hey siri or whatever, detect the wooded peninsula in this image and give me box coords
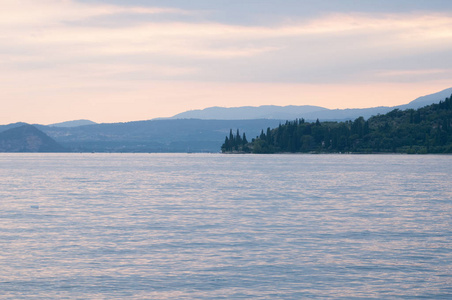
[222,95,452,154]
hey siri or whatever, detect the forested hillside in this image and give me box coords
[222,95,452,154]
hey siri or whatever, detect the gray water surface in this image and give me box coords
[0,154,451,299]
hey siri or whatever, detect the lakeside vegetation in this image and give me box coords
[222,95,452,154]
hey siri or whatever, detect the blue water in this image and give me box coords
[0,154,451,299]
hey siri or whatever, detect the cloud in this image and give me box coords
[377,69,450,77]
[0,0,190,26]
[2,1,451,81]
[374,69,452,83]
[1,0,452,124]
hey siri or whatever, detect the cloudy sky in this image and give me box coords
[1,0,452,124]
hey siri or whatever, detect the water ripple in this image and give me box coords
[0,153,451,299]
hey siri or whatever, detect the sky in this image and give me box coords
[1,0,452,124]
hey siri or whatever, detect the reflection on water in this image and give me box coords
[0,154,451,299]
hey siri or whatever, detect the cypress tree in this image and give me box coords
[266,127,271,144]
[236,129,242,144]
[222,136,229,152]
[242,133,248,144]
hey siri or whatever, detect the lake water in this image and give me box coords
[0,153,451,299]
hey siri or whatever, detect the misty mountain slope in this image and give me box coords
[300,106,394,121]
[171,87,452,121]
[0,122,28,133]
[0,124,67,152]
[171,105,328,120]
[48,119,97,127]
[38,119,284,152]
[396,87,452,110]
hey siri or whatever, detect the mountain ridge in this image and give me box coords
[48,119,97,127]
[0,124,67,152]
[0,88,450,153]
[171,105,328,120]
[171,87,452,121]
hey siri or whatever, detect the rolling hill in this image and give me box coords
[171,87,452,121]
[0,124,67,152]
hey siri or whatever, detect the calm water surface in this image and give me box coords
[0,154,451,299]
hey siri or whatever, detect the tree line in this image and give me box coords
[221,129,249,152]
[222,94,452,154]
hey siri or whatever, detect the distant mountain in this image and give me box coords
[171,105,328,120]
[0,124,67,152]
[396,87,452,110]
[37,119,283,153]
[1,88,450,153]
[0,122,28,133]
[300,106,394,121]
[48,119,97,127]
[171,87,452,121]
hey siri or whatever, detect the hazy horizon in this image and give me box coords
[0,85,438,126]
[1,0,452,124]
